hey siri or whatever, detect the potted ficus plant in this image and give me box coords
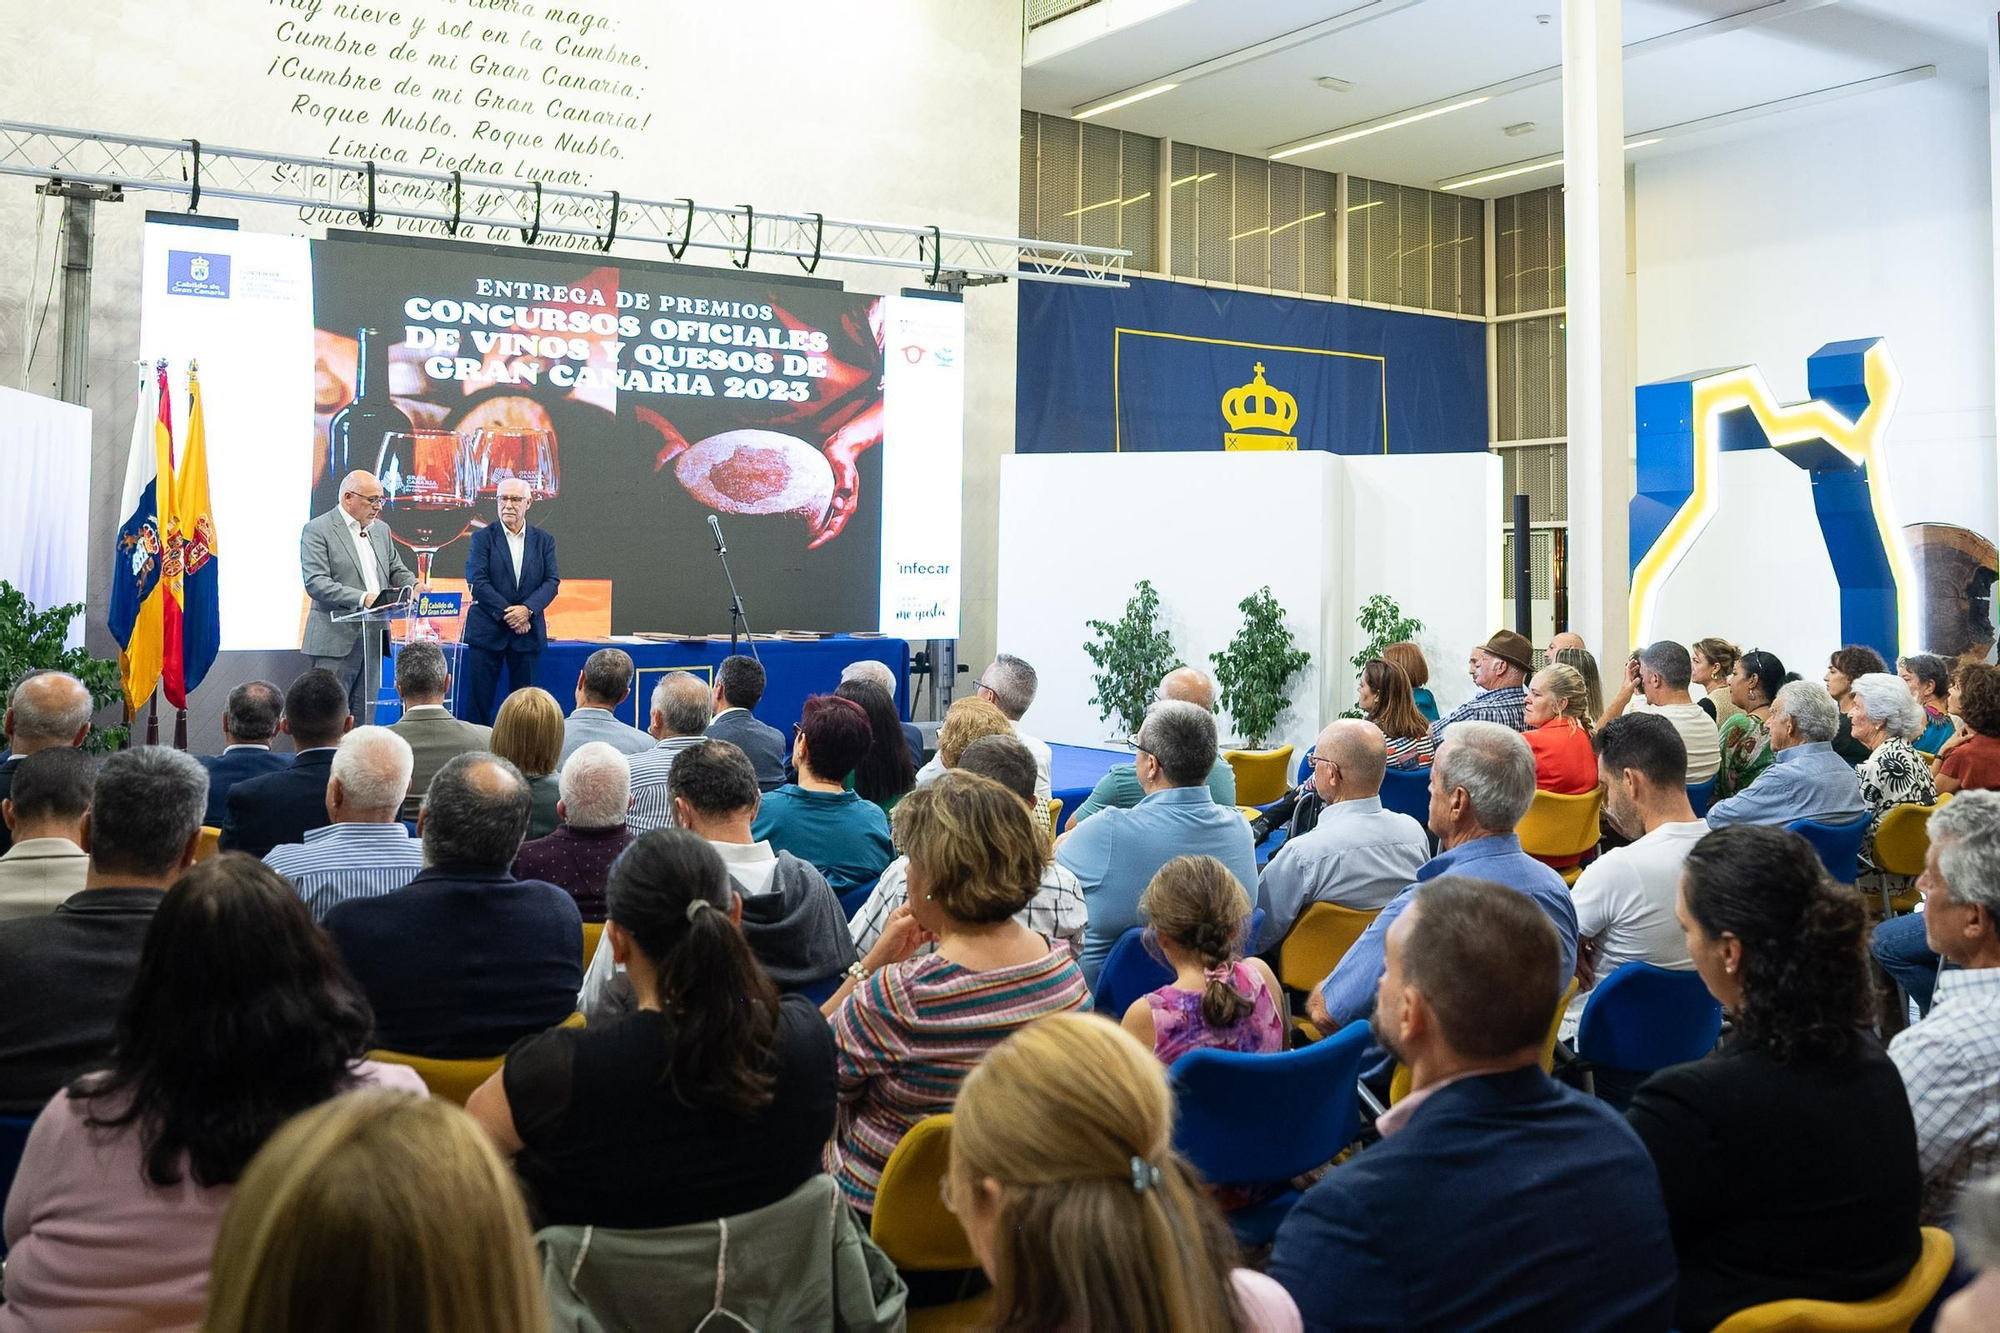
[0,582,125,751]
[1210,586,1312,751]
[1083,579,1183,741]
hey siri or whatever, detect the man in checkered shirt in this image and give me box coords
[1890,789,2000,1224]
[1429,631,1535,743]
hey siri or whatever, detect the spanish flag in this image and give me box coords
[108,366,166,711]
[165,367,219,707]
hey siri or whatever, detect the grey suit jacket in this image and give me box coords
[300,508,416,656]
[560,707,656,765]
[390,705,493,821]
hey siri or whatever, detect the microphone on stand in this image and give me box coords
[707,514,757,663]
[708,513,727,553]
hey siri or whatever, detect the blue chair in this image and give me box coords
[1295,747,1314,786]
[1170,1019,1373,1245]
[1091,926,1172,1018]
[1572,962,1722,1110]
[1686,775,1717,817]
[1786,814,1871,886]
[797,973,843,1006]
[838,877,879,920]
[1379,767,1430,825]
[0,1113,33,1259]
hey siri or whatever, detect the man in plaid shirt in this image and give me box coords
[1430,631,1536,743]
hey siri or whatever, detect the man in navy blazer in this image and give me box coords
[196,680,290,826]
[219,670,352,858]
[464,477,560,725]
[705,655,788,791]
[1269,876,1677,1332]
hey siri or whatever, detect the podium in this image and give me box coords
[334,590,468,724]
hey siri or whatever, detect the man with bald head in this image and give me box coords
[464,475,561,725]
[0,670,94,856]
[1255,719,1430,951]
[1548,631,1586,663]
[1064,667,1237,829]
[301,468,416,724]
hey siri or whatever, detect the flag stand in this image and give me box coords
[173,709,186,751]
[145,693,158,747]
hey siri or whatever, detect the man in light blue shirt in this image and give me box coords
[1065,667,1236,829]
[1308,720,1578,1053]
[1256,719,1429,952]
[1056,699,1258,986]
[1705,681,1866,829]
[560,648,656,765]
[265,726,424,922]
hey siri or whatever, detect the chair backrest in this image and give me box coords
[1710,1226,1954,1333]
[1296,748,1315,786]
[1172,1019,1372,1184]
[1276,902,1383,993]
[1389,978,1577,1104]
[1378,766,1432,824]
[1785,813,1872,887]
[581,920,605,971]
[1225,746,1296,807]
[1575,963,1722,1073]
[370,1013,585,1106]
[0,1114,32,1259]
[839,879,878,920]
[195,825,222,861]
[870,1113,977,1271]
[1044,797,1064,839]
[1686,775,1717,818]
[1872,797,1950,879]
[1517,786,1604,860]
[1091,926,1173,1017]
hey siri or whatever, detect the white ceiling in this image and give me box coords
[1022,0,1991,197]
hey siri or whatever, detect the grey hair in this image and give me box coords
[1847,672,1924,742]
[1434,720,1537,831]
[650,671,713,737]
[1774,680,1840,744]
[394,641,451,701]
[223,681,283,743]
[840,659,897,693]
[560,741,631,828]
[1638,640,1694,692]
[579,648,635,706]
[984,654,1039,720]
[1957,1172,2000,1269]
[8,670,93,746]
[87,746,208,877]
[1138,699,1219,787]
[1929,789,2000,916]
[420,752,531,869]
[331,725,413,814]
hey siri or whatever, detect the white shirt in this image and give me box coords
[342,511,383,598]
[578,838,778,1013]
[1564,818,1708,1035]
[502,521,526,583]
[913,718,1053,803]
[1630,699,1721,784]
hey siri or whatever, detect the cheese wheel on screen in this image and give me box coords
[675,429,835,525]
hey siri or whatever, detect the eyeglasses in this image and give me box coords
[344,491,385,508]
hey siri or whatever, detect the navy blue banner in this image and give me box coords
[1017,275,1488,455]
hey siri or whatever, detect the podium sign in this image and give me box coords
[412,591,463,618]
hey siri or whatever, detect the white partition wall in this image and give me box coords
[0,387,91,647]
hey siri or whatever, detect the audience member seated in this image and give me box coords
[1521,662,1598,794]
[850,733,1086,958]
[1691,637,1741,726]
[1706,681,1866,829]
[1899,652,1959,754]
[0,747,206,1116]
[195,680,288,826]
[1714,649,1792,799]
[1554,645,1605,726]
[0,670,93,857]
[822,773,1088,1214]
[0,748,93,920]
[1602,640,1722,784]
[752,694,894,895]
[927,696,1016,787]
[949,1013,1301,1332]
[513,741,633,924]
[916,654,1053,801]
[1271,877,1675,1330]
[581,739,852,1014]
[1058,700,1259,986]
[1254,719,1428,953]
[1067,668,1237,829]
[468,829,835,1229]
[1430,631,1533,741]
[201,1090,548,1333]
[1308,721,1579,1049]
[264,726,422,923]
[1379,640,1438,725]
[842,658,924,769]
[1939,1173,2000,1333]
[835,677,917,813]
[1939,663,2000,795]
[705,653,788,790]
[385,642,490,822]
[222,669,354,857]
[625,670,713,833]
[1124,855,1284,1066]
[1563,714,1703,1038]
[1888,791,2000,1224]
[491,686,564,839]
[559,647,653,763]
[1826,643,1891,766]
[1846,671,1938,873]
[1358,657,1434,770]
[1626,824,1922,1332]
[326,753,581,1058]
[1548,629,1586,659]
[0,856,423,1333]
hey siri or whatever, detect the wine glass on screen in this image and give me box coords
[375,429,477,592]
[469,426,560,525]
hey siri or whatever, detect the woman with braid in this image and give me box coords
[1120,855,1284,1064]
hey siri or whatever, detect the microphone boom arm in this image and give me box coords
[706,513,758,662]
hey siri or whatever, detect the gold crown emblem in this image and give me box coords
[1221,362,1299,451]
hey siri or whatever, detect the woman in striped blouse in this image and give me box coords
[820,771,1089,1215]
[1358,658,1434,770]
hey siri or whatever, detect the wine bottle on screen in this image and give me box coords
[317,326,413,516]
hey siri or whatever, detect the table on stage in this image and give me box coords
[1049,741,1131,817]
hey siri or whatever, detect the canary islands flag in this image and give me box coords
[109,367,166,710]
[165,369,219,707]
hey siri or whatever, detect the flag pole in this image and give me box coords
[173,708,187,751]
[145,690,159,746]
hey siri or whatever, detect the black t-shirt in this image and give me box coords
[503,992,836,1229]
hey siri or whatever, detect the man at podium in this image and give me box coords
[464,477,560,725]
[301,470,415,724]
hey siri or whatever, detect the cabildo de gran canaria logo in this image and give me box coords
[1220,362,1299,451]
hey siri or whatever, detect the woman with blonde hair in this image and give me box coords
[201,1090,546,1333]
[1521,662,1598,795]
[491,686,565,839]
[1382,641,1436,723]
[1553,646,1604,727]
[1691,638,1740,726]
[1357,658,1433,769]
[947,1013,1301,1332]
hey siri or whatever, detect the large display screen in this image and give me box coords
[137,220,964,649]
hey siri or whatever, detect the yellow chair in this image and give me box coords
[370,1012,586,1107]
[195,826,222,861]
[1225,746,1296,808]
[1277,903,1382,1045]
[870,1114,991,1332]
[1044,798,1063,839]
[581,920,605,970]
[1710,1226,1954,1333]
[1389,979,1578,1104]
[1517,787,1604,886]
[1870,795,1951,918]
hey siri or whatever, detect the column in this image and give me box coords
[1562,0,1630,657]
